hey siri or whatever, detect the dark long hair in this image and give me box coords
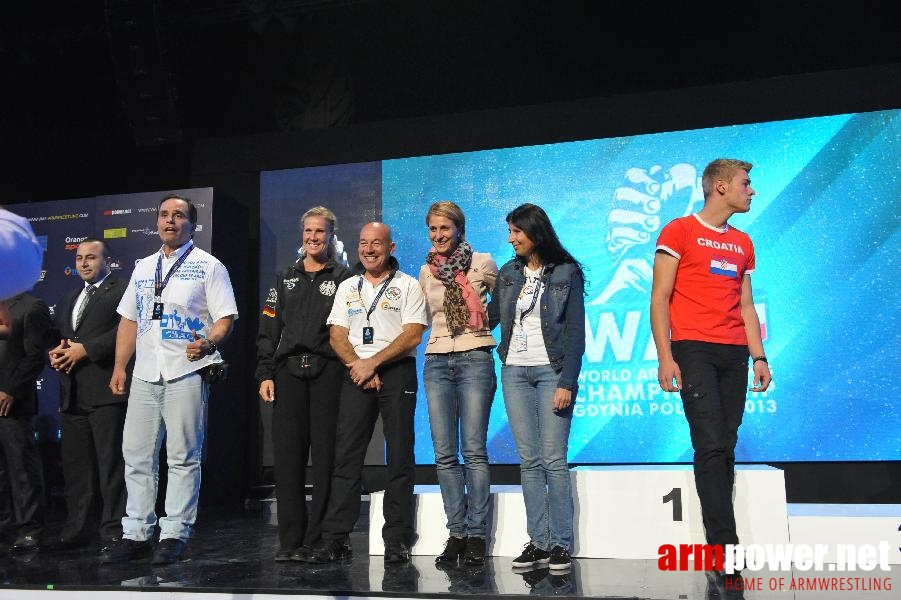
[506,203,586,280]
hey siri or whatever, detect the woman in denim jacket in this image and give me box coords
[487,203,585,571]
[419,201,498,567]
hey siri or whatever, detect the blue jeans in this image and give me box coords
[501,364,573,551]
[121,373,208,542]
[424,349,496,538]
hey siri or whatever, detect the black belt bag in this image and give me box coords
[285,353,327,380]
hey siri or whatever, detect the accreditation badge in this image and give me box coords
[512,326,527,352]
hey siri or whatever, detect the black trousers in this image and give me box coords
[672,340,749,548]
[272,358,343,549]
[0,417,44,541]
[59,403,127,541]
[320,357,417,546]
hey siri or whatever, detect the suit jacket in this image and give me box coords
[0,293,52,419]
[56,276,128,410]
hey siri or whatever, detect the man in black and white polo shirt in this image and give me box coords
[305,221,427,565]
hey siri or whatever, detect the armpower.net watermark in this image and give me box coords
[659,542,894,592]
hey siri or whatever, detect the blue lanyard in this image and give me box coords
[357,272,395,324]
[155,244,194,299]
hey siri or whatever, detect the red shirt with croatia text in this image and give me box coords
[655,214,755,345]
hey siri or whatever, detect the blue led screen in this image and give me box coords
[260,109,901,463]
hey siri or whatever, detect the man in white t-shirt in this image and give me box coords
[102,194,238,565]
[303,222,427,565]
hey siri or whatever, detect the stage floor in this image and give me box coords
[0,503,895,599]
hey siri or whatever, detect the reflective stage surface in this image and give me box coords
[0,504,894,599]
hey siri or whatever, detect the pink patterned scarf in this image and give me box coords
[426,241,486,333]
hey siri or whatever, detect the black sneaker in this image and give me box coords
[289,545,314,562]
[435,535,467,564]
[548,545,571,570]
[511,542,550,568]
[706,569,746,598]
[151,538,187,564]
[384,541,411,564]
[99,538,152,564]
[463,536,485,566]
[305,537,352,563]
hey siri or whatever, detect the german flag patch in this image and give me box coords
[262,306,276,318]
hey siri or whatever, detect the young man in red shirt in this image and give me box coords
[651,158,772,584]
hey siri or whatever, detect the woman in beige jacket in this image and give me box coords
[419,201,498,568]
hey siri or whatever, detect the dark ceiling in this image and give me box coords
[2,0,899,202]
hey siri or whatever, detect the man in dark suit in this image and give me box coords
[48,239,128,550]
[0,292,51,552]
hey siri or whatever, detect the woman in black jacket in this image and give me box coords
[256,206,352,562]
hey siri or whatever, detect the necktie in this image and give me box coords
[75,285,96,329]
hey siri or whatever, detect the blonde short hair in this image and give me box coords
[425,200,466,240]
[301,205,338,258]
[702,158,753,199]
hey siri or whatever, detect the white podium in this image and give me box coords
[787,503,901,565]
[572,464,789,559]
[369,464,790,558]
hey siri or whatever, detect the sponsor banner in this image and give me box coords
[104,227,127,239]
[7,188,215,443]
